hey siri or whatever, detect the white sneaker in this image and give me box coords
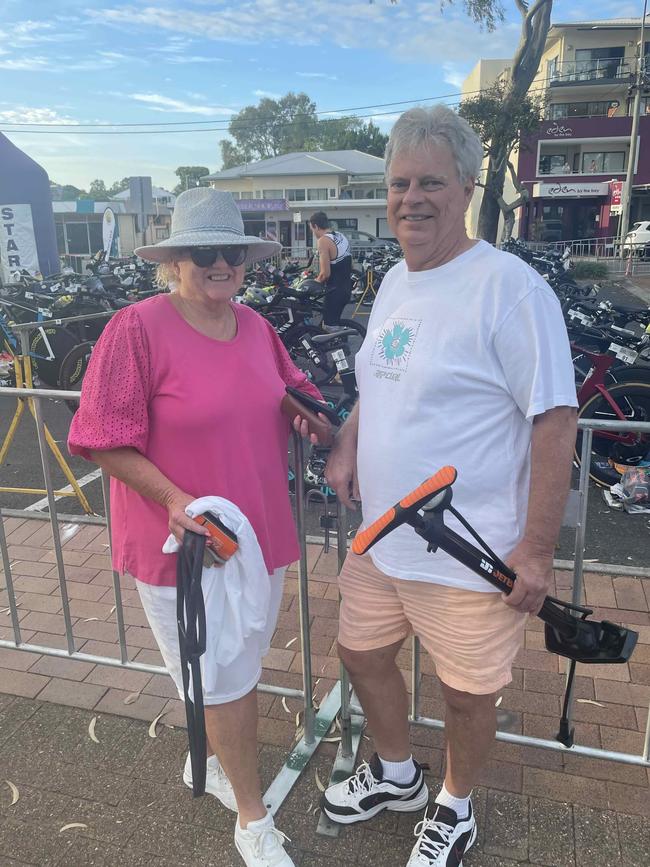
[407,803,477,866]
[183,752,237,812]
[234,813,295,866]
[322,752,429,824]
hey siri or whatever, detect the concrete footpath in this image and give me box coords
[0,515,649,866]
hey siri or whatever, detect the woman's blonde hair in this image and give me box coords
[155,260,180,290]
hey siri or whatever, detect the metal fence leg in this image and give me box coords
[561,428,594,742]
[317,497,364,837]
[262,433,344,814]
[0,512,22,643]
[100,471,129,664]
[32,395,76,655]
[293,432,315,744]
[410,635,422,723]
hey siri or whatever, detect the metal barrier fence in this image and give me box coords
[1,390,649,822]
[524,236,650,275]
[0,384,344,813]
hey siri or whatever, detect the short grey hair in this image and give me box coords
[385,105,484,184]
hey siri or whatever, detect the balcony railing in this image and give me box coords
[550,59,632,85]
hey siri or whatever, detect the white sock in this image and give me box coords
[435,783,471,819]
[379,754,417,784]
[241,812,273,832]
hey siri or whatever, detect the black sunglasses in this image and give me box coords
[188,246,248,268]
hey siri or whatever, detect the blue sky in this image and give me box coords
[0,0,638,191]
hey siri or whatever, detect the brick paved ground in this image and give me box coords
[1,515,649,866]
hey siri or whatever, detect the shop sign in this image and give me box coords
[533,181,610,199]
[545,121,574,138]
[0,204,39,282]
[609,180,623,215]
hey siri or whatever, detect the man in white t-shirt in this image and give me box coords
[321,106,577,866]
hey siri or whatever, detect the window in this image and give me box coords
[581,152,625,173]
[575,46,625,79]
[55,222,65,255]
[88,222,103,254]
[66,222,90,255]
[307,188,327,200]
[155,228,168,240]
[374,187,388,199]
[229,191,240,199]
[240,191,253,200]
[353,189,369,199]
[546,56,558,82]
[539,154,568,175]
[262,189,283,198]
[329,189,336,198]
[286,188,306,201]
[550,101,611,119]
[331,218,358,230]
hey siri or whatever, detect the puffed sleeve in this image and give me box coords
[262,318,323,400]
[68,304,152,461]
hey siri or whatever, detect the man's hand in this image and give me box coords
[502,540,554,615]
[325,440,360,509]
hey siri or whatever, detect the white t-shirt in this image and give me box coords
[355,240,578,592]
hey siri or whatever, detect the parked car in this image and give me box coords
[343,229,400,257]
[623,221,650,257]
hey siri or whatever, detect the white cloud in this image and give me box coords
[0,106,78,125]
[128,92,235,115]
[167,55,228,64]
[442,63,467,91]
[253,89,281,99]
[297,72,338,81]
[0,56,50,71]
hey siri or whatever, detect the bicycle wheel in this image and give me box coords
[58,341,94,414]
[576,381,650,485]
[29,325,79,387]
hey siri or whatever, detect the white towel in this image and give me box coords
[162,496,271,670]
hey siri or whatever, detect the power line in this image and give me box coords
[0,66,625,136]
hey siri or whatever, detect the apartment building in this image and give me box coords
[203,150,391,253]
[464,18,649,242]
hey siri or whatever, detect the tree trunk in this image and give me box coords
[477,152,508,243]
[475,0,553,242]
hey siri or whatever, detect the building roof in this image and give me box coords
[52,201,127,214]
[550,18,643,30]
[204,150,385,180]
[112,185,175,201]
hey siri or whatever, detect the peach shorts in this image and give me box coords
[337,553,527,695]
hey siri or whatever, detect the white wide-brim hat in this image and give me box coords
[134,187,281,265]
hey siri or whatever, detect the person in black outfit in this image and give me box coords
[309,211,352,329]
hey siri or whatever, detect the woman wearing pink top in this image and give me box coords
[68,188,322,867]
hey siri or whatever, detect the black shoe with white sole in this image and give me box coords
[407,803,477,866]
[321,753,429,825]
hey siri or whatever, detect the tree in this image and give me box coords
[173,166,210,194]
[459,80,546,240]
[87,179,108,200]
[317,119,388,157]
[108,177,131,196]
[468,0,553,242]
[218,92,389,168]
[50,182,86,201]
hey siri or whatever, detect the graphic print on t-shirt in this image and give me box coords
[370,317,421,380]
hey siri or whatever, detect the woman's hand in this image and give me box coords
[292,412,331,445]
[165,490,209,545]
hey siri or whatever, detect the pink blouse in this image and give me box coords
[68,294,321,586]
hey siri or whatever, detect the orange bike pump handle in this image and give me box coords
[352,466,457,555]
[192,513,239,562]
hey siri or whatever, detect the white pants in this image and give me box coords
[136,567,287,705]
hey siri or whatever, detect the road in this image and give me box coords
[1,285,648,571]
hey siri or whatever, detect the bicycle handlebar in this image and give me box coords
[351,466,457,555]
